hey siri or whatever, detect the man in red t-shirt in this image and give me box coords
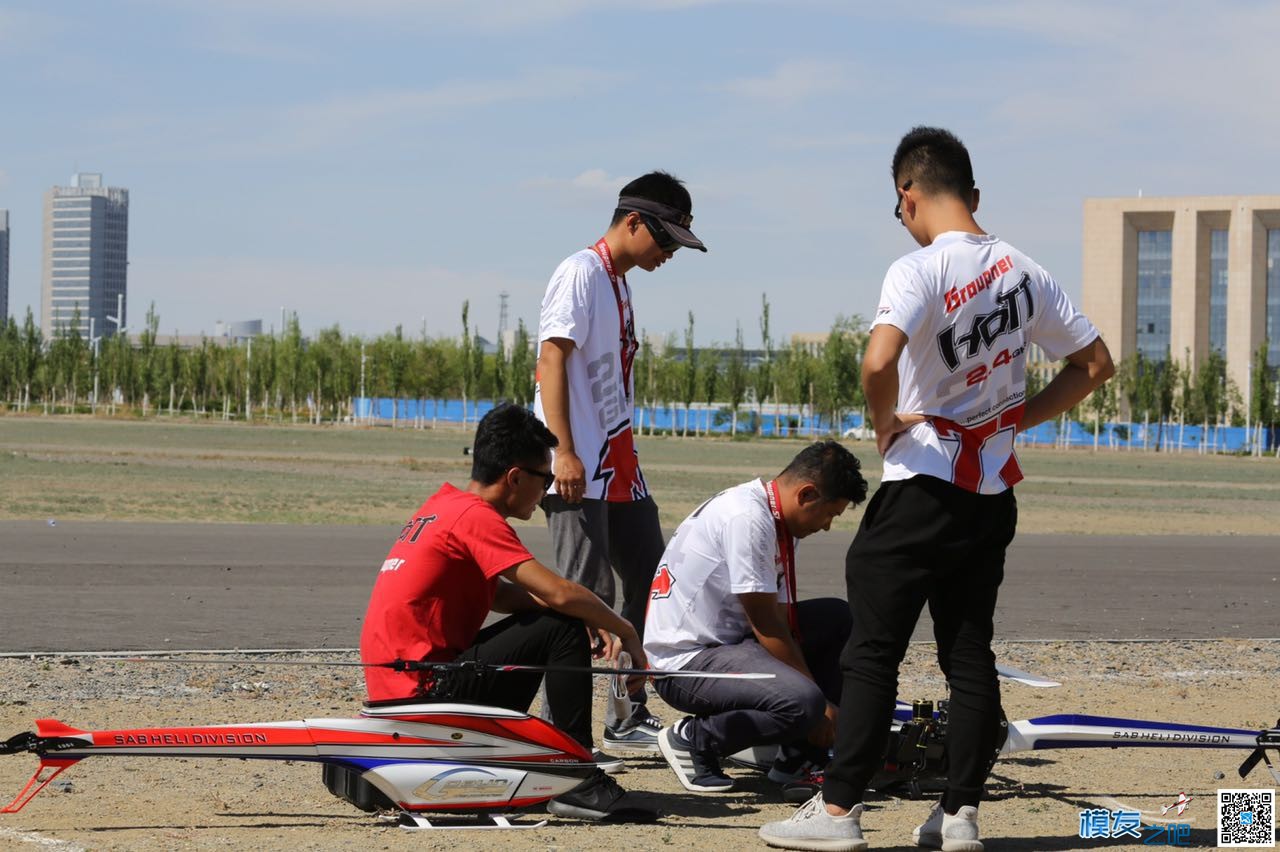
[359,403,655,823]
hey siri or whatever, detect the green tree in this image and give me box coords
[815,316,863,435]
[1153,348,1178,451]
[725,323,748,437]
[700,352,721,434]
[680,312,697,436]
[459,301,475,428]
[276,313,305,422]
[508,320,535,406]
[0,316,19,405]
[1251,341,1276,437]
[755,293,773,436]
[17,309,42,410]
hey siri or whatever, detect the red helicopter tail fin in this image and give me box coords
[35,719,87,737]
[1,757,80,813]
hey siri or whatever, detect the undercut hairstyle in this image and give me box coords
[470,403,558,485]
[891,126,975,201]
[779,440,868,506]
[610,170,693,226]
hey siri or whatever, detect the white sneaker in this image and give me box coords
[758,793,867,852]
[913,803,982,851]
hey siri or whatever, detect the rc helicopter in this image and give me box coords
[2,657,1277,831]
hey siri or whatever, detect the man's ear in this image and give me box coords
[503,467,521,490]
[797,483,823,507]
[970,187,980,214]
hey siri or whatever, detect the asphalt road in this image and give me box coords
[0,520,1275,653]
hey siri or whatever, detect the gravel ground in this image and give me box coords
[0,641,1276,851]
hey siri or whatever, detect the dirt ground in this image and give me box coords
[1,641,1275,851]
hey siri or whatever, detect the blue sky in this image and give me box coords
[0,1,1273,345]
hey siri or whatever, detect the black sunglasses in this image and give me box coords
[893,179,913,223]
[641,214,682,254]
[517,466,556,492]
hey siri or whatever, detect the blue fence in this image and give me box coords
[352,398,865,437]
[353,398,1277,452]
[1016,420,1277,452]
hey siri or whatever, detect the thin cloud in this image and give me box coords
[711,59,859,102]
[768,130,886,151]
[0,8,59,49]
[522,168,630,200]
[91,67,616,161]
[161,0,744,32]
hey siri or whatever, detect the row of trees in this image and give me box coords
[1067,345,1278,451]
[2,299,1276,445]
[0,297,870,433]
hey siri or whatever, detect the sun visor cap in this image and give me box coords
[617,196,707,252]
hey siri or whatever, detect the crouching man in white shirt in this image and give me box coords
[644,441,868,793]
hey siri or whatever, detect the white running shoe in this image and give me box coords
[758,793,867,852]
[913,802,983,851]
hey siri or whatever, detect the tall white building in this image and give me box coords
[41,173,129,338]
[0,210,9,326]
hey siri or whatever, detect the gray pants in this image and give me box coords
[653,597,850,757]
[540,494,666,730]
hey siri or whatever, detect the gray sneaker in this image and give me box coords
[758,793,867,852]
[913,803,982,852]
[602,714,661,752]
[591,748,625,775]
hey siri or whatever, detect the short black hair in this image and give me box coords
[470,403,558,485]
[891,126,975,201]
[610,171,693,226]
[779,441,868,506]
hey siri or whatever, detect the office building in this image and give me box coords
[1083,195,1280,402]
[41,173,129,338]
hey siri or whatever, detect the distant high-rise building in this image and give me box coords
[41,172,129,338]
[0,210,9,327]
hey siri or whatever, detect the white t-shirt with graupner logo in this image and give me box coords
[643,479,794,671]
[534,248,648,503]
[872,231,1098,495]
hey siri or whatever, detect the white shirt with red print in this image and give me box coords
[873,231,1098,495]
[534,247,648,502]
[644,479,793,671]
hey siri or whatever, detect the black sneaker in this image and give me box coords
[546,769,659,823]
[781,766,825,805]
[657,719,735,793]
[767,744,828,784]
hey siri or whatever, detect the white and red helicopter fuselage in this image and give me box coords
[3,701,595,819]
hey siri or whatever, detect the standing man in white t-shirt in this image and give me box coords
[761,128,1114,852]
[645,441,867,795]
[534,171,707,760]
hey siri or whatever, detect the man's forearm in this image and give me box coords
[1021,339,1115,431]
[755,630,815,680]
[546,582,637,641]
[863,363,900,432]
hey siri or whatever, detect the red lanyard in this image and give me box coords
[765,479,800,639]
[591,239,638,403]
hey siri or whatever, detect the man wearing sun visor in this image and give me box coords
[533,171,706,767]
